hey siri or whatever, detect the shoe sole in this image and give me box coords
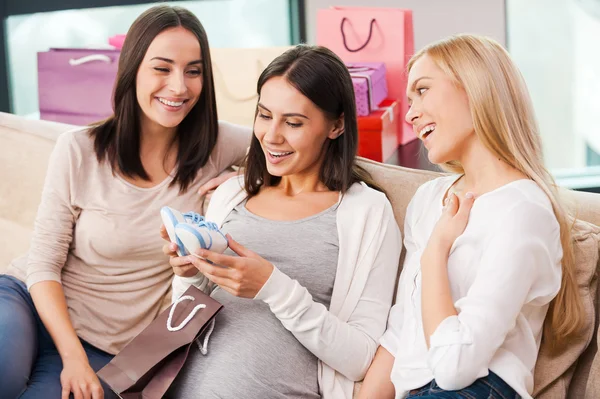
[160,206,189,256]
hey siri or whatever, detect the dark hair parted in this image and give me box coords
[244,44,383,196]
[89,5,218,193]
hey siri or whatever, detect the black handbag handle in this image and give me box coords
[340,17,376,53]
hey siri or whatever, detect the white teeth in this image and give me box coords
[419,124,436,138]
[158,98,185,107]
[269,151,293,158]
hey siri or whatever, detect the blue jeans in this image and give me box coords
[0,275,116,399]
[407,371,520,399]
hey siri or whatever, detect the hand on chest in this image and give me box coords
[413,209,488,297]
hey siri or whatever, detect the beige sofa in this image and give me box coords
[1,111,599,398]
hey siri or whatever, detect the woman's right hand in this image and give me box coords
[160,225,198,277]
[426,192,475,255]
[60,358,103,399]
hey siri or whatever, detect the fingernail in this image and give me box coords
[170,244,177,251]
[465,192,474,199]
[444,198,449,205]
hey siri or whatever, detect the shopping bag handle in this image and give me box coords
[68,54,113,66]
[167,295,207,332]
[341,18,376,53]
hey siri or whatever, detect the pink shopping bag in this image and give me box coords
[37,48,120,126]
[109,34,127,49]
[317,7,415,144]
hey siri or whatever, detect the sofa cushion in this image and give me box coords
[0,218,33,274]
[533,219,600,398]
[357,157,441,274]
[583,228,600,398]
[0,113,74,270]
[0,127,57,225]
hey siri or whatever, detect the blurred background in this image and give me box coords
[1,0,599,192]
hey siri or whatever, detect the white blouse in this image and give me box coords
[380,175,562,399]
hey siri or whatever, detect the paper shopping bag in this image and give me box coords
[97,285,222,399]
[317,7,415,144]
[37,48,120,125]
[210,47,293,128]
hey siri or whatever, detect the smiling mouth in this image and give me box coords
[419,124,436,140]
[268,150,294,158]
[157,97,188,107]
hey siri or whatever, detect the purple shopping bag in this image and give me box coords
[37,48,120,126]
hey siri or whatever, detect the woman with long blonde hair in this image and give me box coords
[358,34,584,399]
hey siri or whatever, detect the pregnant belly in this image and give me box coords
[168,288,320,399]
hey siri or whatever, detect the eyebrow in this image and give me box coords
[257,103,309,119]
[409,76,433,92]
[150,57,203,66]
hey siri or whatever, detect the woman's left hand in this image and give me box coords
[427,192,476,254]
[186,234,274,298]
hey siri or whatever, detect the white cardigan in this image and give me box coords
[172,176,402,399]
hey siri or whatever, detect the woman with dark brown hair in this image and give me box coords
[0,5,250,398]
[163,45,402,399]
